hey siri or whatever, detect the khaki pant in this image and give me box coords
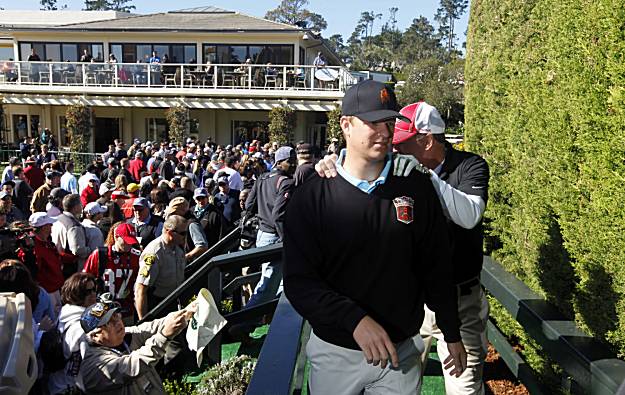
[420,282,489,395]
[306,331,424,395]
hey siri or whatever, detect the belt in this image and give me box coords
[457,277,480,296]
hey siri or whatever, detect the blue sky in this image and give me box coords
[3,0,470,46]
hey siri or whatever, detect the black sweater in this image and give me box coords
[284,170,461,350]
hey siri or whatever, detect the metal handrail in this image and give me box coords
[1,60,353,92]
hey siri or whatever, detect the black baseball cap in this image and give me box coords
[341,80,409,123]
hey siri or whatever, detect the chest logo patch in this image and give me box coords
[393,196,414,224]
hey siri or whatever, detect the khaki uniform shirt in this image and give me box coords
[135,236,185,298]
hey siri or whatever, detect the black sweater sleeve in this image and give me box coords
[283,185,368,336]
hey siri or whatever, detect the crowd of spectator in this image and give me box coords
[0,133,318,394]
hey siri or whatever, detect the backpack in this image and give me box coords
[96,246,109,294]
[39,327,67,372]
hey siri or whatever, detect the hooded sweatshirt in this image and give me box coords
[48,304,88,395]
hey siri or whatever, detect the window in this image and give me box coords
[0,45,14,61]
[45,44,61,61]
[203,44,294,65]
[231,120,269,145]
[137,45,152,63]
[19,42,104,62]
[109,43,197,64]
[299,47,305,66]
[145,118,169,143]
[62,44,78,62]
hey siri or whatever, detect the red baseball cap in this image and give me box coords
[393,102,446,145]
[114,223,139,245]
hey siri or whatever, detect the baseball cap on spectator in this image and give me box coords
[164,196,188,216]
[393,101,446,145]
[46,170,62,179]
[217,175,229,185]
[80,300,122,334]
[115,223,139,245]
[341,80,408,123]
[186,137,193,144]
[146,140,153,146]
[127,183,140,193]
[0,191,11,200]
[99,184,113,195]
[132,197,150,209]
[84,202,107,216]
[275,146,294,163]
[133,138,141,145]
[253,152,263,159]
[134,152,142,158]
[111,190,128,199]
[87,174,99,183]
[49,187,70,200]
[188,143,196,148]
[194,188,208,199]
[1,180,15,188]
[29,212,57,227]
[107,157,116,165]
[296,143,312,154]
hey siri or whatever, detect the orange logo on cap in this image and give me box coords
[380,88,390,104]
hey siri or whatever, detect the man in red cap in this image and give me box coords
[285,81,466,394]
[316,101,490,394]
[83,222,141,323]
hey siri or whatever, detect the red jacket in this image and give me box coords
[24,165,45,191]
[80,185,99,207]
[128,159,145,183]
[31,236,73,293]
[121,196,137,219]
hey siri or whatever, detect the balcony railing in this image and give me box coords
[0,61,356,93]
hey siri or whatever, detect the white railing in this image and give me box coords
[0,60,356,92]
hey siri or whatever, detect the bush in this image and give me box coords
[65,103,93,169]
[268,105,296,146]
[326,106,343,149]
[195,355,256,395]
[465,0,625,362]
[165,104,188,148]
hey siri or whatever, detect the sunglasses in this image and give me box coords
[171,229,188,236]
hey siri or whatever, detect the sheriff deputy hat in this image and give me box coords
[341,80,409,123]
[393,101,446,145]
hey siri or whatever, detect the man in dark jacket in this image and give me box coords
[244,146,296,308]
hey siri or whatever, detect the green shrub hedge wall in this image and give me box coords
[465,0,625,357]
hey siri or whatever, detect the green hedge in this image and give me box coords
[465,0,625,362]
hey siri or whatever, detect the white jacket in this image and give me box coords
[48,304,88,395]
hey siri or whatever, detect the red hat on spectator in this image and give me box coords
[114,223,139,245]
[393,101,446,145]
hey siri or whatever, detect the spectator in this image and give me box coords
[243,146,296,308]
[78,164,99,194]
[46,187,70,217]
[12,166,33,215]
[313,51,326,68]
[2,157,19,182]
[61,162,78,194]
[134,214,187,319]
[214,173,241,230]
[127,197,163,249]
[19,137,32,160]
[149,188,169,218]
[193,188,223,247]
[113,140,128,161]
[47,273,97,395]
[29,213,72,314]
[212,155,243,191]
[80,49,92,62]
[80,175,100,207]
[293,143,317,186]
[100,158,118,185]
[77,299,196,394]
[119,158,135,183]
[83,223,140,323]
[37,144,56,167]
[169,176,194,202]
[82,202,107,250]
[128,151,145,182]
[121,183,140,219]
[52,194,91,276]
[114,174,129,193]
[163,197,208,262]
[24,156,45,191]
[31,170,61,213]
[0,189,26,223]
[158,150,175,180]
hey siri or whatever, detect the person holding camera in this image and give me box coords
[77,297,197,394]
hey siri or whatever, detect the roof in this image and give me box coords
[0,10,132,29]
[38,7,303,33]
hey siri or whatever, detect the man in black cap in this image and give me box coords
[293,143,317,186]
[283,80,466,394]
[31,169,61,213]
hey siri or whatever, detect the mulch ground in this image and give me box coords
[484,344,530,395]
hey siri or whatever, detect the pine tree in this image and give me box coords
[109,0,135,12]
[40,0,58,10]
[83,0,111,11]
[265,0,327,32]
[434,0,468,52]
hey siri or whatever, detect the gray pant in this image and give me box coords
[420,282,489,395]
[306,331,424,395]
